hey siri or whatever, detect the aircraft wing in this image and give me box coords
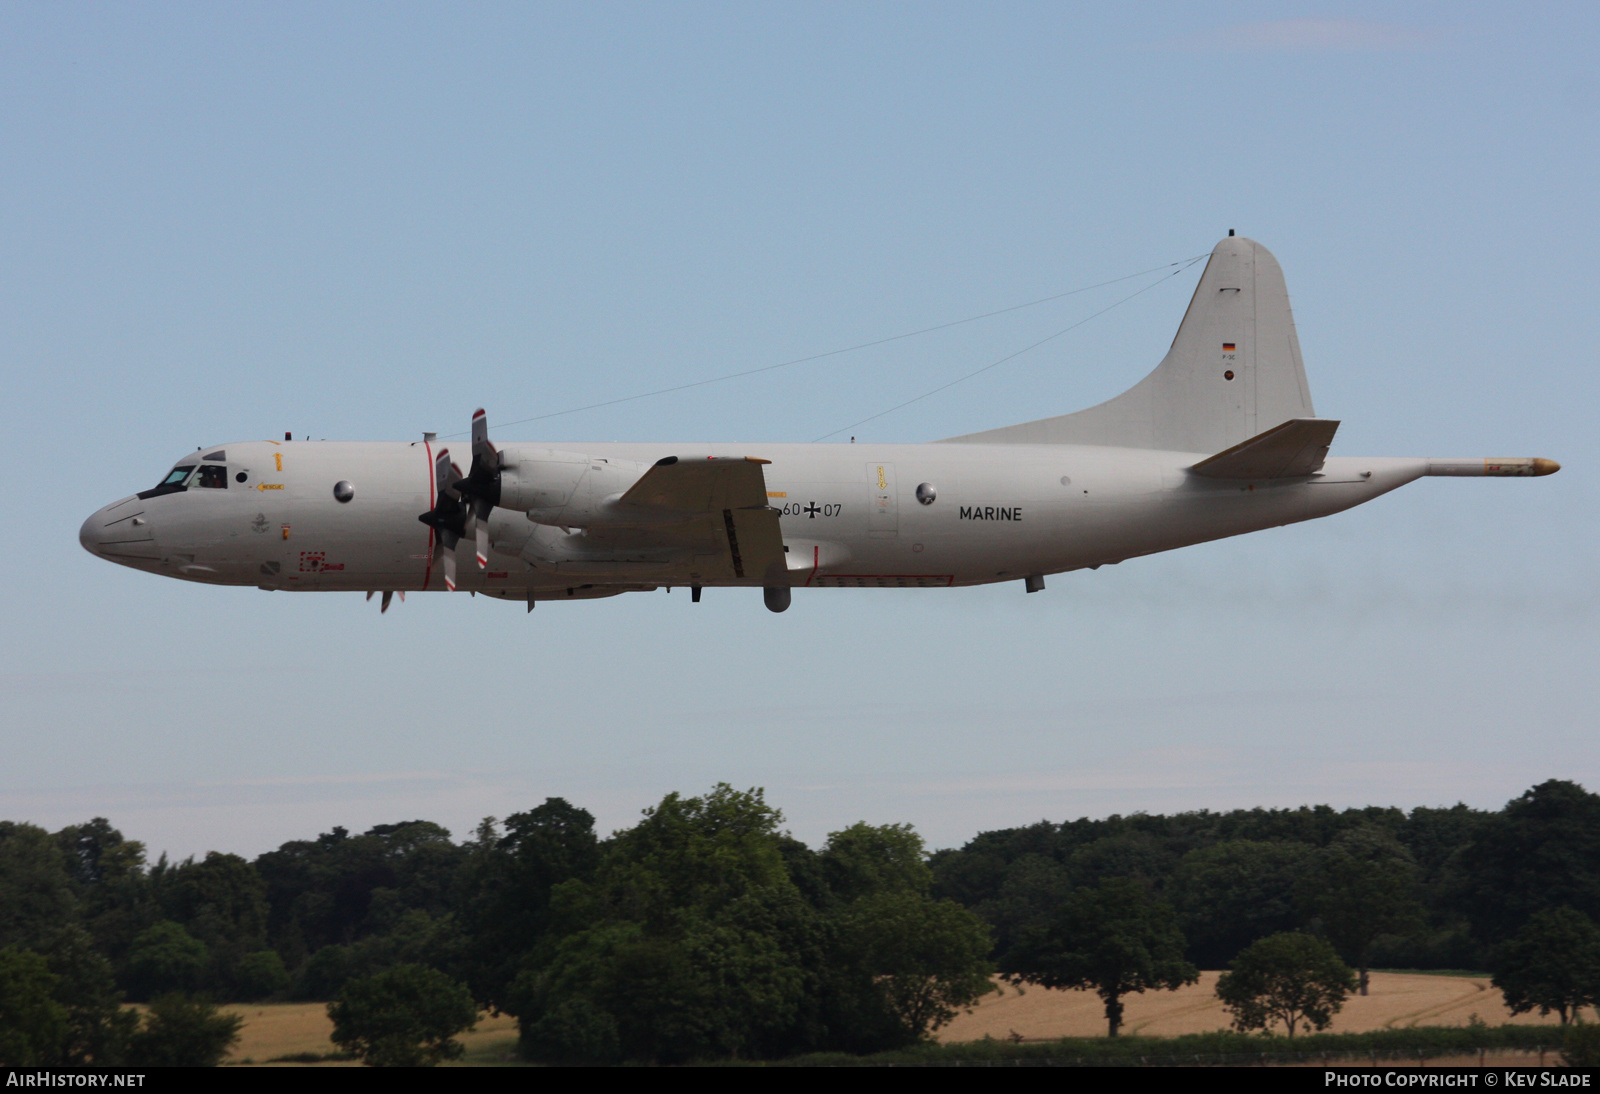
[584,456,787,582]
[1189,418,1340,480]
[621,455,772,513]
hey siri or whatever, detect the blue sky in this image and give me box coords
[3,3,1596,860]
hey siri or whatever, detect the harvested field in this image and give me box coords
[937,971,1566,1042]
[221,972,1569,1065]
[222,1003,520,1066]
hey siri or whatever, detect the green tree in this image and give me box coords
[0,823,79,952]
[161,853,269,945]
[51,820,153,976]
[125,921,207,999]
[1492,907,1600,1026]
[329,964,478,1067]
[1298,826,1425,994]
[518,994,620,1064]
[126,994,242,1066]
[1171,840,1316,969]
[254,820,467,974]
[1002,877,1197,1037]
[819,822,931,901]
[1066,834,1176,891]
[457,800,599,1011]
[40,927,137,1065]
[970,853,1072,965]
[1215,932,1357,1037]
[1563,1023,1600,1067]
[234,950,290,1000]
[0,947,69,1066]
[1463,781,1600,945]
[158,851,270,994]
[837,890,995,1039]
[513,786,809,1064]
[605,784,795,915]
[289,906,461,1001]
[510,786,866,1063]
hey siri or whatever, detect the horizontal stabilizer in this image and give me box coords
[1189,418,1340,480]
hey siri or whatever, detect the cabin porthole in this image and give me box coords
[915,482,937,505]
[333,481,355,503]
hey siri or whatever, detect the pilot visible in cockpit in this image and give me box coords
[194,465,229,489]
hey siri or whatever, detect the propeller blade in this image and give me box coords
[471,408,496,468]
[380,590,393,613]
[435,449,456,499]
[418,448,469,592]
[471,496,494,569]
[419,419,499,590]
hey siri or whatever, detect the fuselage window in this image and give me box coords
[194,465,229,489]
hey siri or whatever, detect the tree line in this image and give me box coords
[932,778,1600,982]
[1,778,1597,1065]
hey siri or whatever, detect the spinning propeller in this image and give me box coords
[454,408,503,573]
[417,408,502,592]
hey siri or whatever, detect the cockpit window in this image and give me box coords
[138,464,197,500]
[202,450,225,462]
[194,465,228,489]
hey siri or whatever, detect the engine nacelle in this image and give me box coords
[497,447,650,527]
[495,448,590,512]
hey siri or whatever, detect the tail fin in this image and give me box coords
[940,235,1315,452]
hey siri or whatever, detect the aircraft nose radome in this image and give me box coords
[81,497,160,562]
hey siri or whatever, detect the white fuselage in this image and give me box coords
[80,438,1425,600]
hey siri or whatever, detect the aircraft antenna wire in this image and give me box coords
[813,254,1208,441]
[444,253,1209,437]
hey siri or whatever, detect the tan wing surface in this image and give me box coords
[596,456,786,583]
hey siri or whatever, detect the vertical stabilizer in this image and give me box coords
[940,236,1315,452]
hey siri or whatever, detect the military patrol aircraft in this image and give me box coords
[79,234,1558,613]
